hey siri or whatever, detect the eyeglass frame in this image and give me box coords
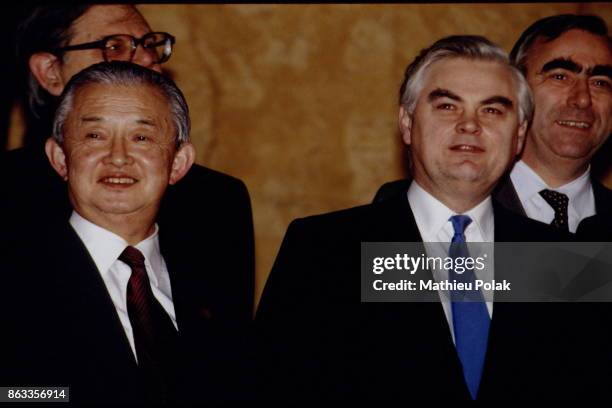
[51,31,176,64]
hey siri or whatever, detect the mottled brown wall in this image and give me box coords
[7,3,612,305]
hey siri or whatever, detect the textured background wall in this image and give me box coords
[6,3,612,305]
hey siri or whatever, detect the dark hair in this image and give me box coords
[510,14,610,75]
[53,61,190,144]
[16,5,93,119]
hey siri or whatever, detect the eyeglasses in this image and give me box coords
[53,32,175,64]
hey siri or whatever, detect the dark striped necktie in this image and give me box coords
[119,245,179,403]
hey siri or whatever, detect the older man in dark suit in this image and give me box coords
[3,62,251,405]
[256,35,608,400]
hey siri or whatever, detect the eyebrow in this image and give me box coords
[481,96,514,108]
[428,88,514,108]
[136,119,157,127]
[80,116,102,123]
[428,88,461,102]
[540,58,582,74]
[540,58,612,79]
[590,65,612,79]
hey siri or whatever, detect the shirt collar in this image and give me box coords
[510,160,593,215]
[133,226,164,287]
[407,181,494,242]
[69,211,162,285]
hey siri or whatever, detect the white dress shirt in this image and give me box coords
[407,181,494,343]
[509,160,595,233]
[69,211,177,360]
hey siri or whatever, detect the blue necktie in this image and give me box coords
[449,215,490,400]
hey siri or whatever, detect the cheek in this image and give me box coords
[414,122,447,148]
[486,126,518,156]
[66,149,102,178]
[140,153,174,181]
[533,88,560,113]
[493,138,518,163]
[596,99,612,125]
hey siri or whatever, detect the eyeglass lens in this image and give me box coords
[104,33,172,63]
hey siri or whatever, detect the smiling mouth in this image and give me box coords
[556,120,591,129]
[449,144,484,153]
[100,177,138,185]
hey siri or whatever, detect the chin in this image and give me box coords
[446,163,484,181]
[552,145,596,160]
[96,202,142,215]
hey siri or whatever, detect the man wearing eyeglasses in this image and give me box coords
[1,4,255,401]
[27,6,168,96]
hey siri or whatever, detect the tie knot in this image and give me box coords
[539,189,569,210]
[119,246,146,269]
[450,215,472,241]
[539,189,570,231]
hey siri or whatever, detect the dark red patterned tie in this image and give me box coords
[119,246,179,403]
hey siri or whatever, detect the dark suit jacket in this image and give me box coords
[1,145,255,404]
[256,193,611,400]
[3,216,253,404]
[577,215,612,241]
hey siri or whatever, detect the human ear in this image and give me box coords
[45,137,68,180]
[399,106,413,145]
[169,142,196,185]
[29,52,66,96]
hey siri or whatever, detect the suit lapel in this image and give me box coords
[159,229,214,339]
[593,180,612,218]
[369,194,470,398]
[47,223,136,370]
[493,173,526,216]
[368,190,422,241]
[479,203,542,398]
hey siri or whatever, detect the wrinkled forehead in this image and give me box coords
[69,83,171,124]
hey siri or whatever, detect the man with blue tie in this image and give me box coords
[257,35,607,400]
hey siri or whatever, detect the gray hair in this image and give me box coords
[399,35,534,125]
[52,61,190,144]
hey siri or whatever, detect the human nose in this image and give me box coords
[456,111,481,135]
[567,78,592,109]
[103,137,133,167]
